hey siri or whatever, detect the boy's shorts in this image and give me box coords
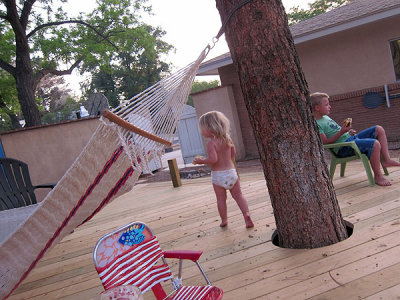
[337,126,376,159]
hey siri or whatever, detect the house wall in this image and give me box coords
[214,70,400,158]
[297,15,400,95]
[192,85,246,160]
[209,15,400,159]
[329,82,400,142]
[0,117,100,201]
[217,66,260,159]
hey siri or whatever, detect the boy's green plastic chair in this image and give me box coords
[323,141,389,187]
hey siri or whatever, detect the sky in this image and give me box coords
[65,0,310,94]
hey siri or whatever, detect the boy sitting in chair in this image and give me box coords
[310,92,400,186]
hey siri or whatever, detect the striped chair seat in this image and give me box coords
[94,222,223,300]
[97,236,173,293]
[172,285,213,300]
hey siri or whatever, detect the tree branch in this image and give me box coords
[0,58,16,77]
[27,19,119,50]
[34,58,83,87]
[20,0,36,29]
[3,0,27,40]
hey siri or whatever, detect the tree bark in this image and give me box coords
[5,0,41,127]
[15,58,41,127]
[215,0,348,248]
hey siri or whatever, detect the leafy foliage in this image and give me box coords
[84,68,120,108]
[287,0,354,25]
[41,97,82,124]
[36,74,72,112]
[83,24,172,108]
[36,74,84,124]
[0,0,172,126]
[0,71,21,131]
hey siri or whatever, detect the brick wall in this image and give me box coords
[329,82,400,142]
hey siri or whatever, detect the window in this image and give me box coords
[390,39,400,81]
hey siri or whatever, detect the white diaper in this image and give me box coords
[211,169,238,190]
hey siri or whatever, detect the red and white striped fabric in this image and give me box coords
[172,285,213,300]
[96,235,220,300]
[96,236,173,294]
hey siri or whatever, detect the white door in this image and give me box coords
[178,105,205,164]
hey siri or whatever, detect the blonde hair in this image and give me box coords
[310,92,329,109]
[199,111,233,145]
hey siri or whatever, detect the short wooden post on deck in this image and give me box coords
[168,158,182,188]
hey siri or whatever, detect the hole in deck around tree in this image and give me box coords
[271,220,354,248]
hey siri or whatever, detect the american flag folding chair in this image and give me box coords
[93,221,223,300]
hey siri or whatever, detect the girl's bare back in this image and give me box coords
[208,138,235,171]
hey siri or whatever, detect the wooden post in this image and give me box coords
[168,158,182,188]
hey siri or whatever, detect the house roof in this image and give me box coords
[198,0,400,76]
[291,0,400,43]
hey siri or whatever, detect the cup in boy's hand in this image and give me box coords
[344,117,352,127]
[193,155,204,165]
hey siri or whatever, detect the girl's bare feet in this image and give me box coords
[220,220,228,227]
[245,215,254,228]
[375,175,391,186]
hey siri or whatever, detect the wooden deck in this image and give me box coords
[8,160,400,300]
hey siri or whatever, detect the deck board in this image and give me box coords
[7,160,400,300]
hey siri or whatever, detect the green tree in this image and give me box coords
[41,97,81,124]
[36,74,82,124]
[0,0,172,127]
[0,71,21,131]
[36,74,72,112]
[84,25,172,108]
[287,0,353,25]
[188,80,220,106]
[84,67,120,108]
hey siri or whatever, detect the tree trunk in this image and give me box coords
[15,45,41,127]
[6,0,42,127]
[215,0,348,248]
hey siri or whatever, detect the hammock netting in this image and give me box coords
[0,46,210,300]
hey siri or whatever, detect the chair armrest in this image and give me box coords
[323,141,362,155]
[324,141,355,148]
[164,250,212,286]
[163,250,203,262]
[34,182,57,189]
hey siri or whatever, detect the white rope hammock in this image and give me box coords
[102,47,209,172]
[0,45,211,300]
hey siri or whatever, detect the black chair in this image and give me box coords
[0,158,56,211]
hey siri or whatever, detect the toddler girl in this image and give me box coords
[193,111,254,228]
